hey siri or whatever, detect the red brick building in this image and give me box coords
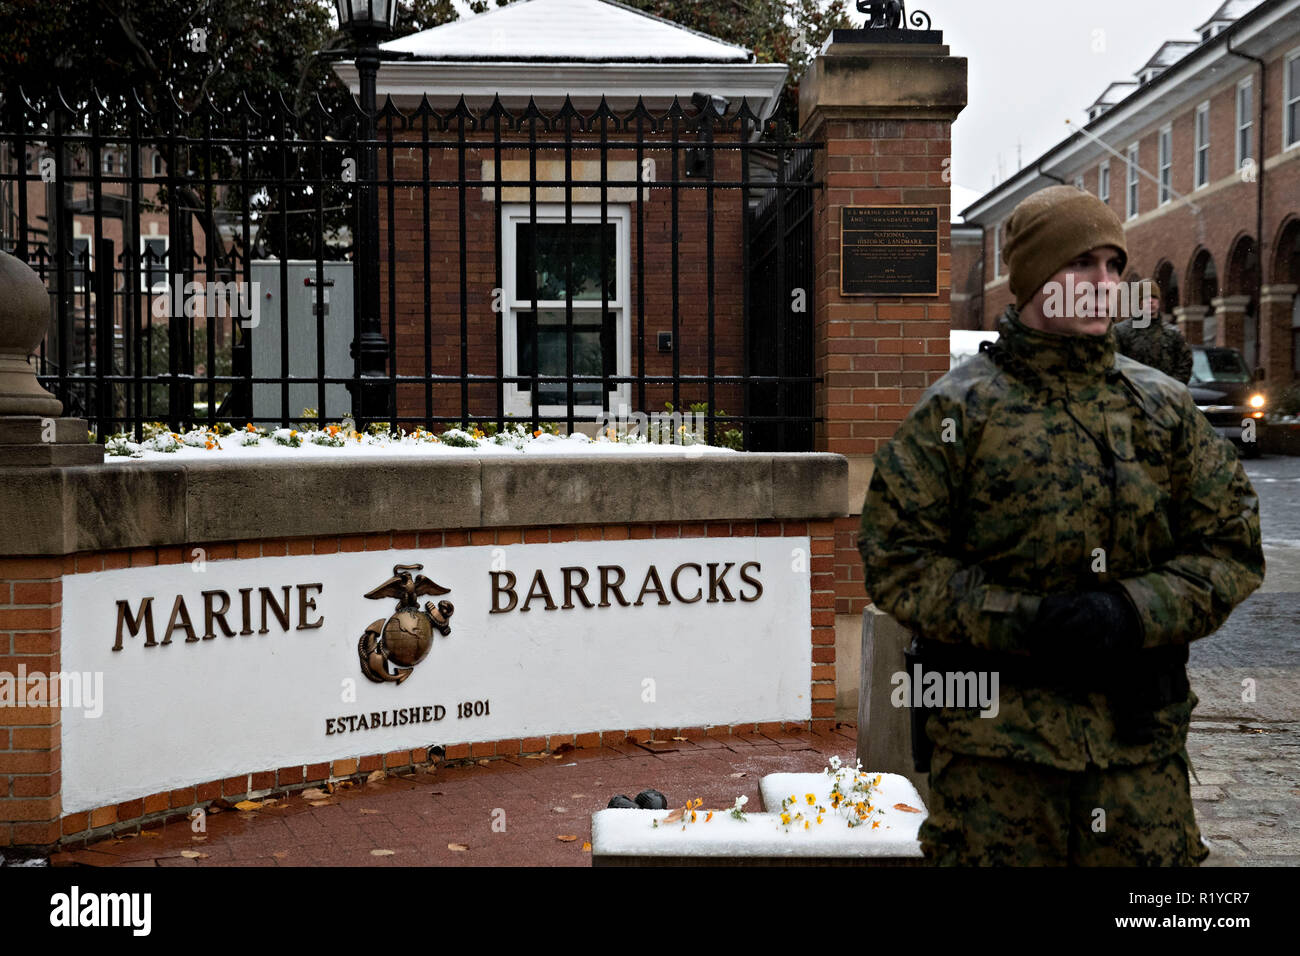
[334,0,790,425]
[957,0,1300,387]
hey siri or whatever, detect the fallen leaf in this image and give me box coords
[582,842,592,852]
[359,808,380,815]
[552,807,568,813]
[235,800,263,811]
[893,803,922,813]
[309,800,332,808]
[180,850,207,859]
[477,759,490,766]
[557,835,579,842]
[728,772,747,778]
[140,830,161,838]
[524,754,547,760]
[191,836,207,843]
[301,788,329,800]
[370,849,395,857]
[366,770,386,784]
[272,851,289,860]
[448,843,468,852]
[570,794,586,799]
[662,808,684,824]
[671,736,688,741]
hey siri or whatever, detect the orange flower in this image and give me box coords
[872,820,880,829]
[533,429,542,437]
[705,811,713,822]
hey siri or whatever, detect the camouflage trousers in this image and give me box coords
[920,747,1209,866]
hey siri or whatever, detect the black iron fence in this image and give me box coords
[0,88,821,449]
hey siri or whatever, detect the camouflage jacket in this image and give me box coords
[1113,312,1193,384]
[858,306,1263,770]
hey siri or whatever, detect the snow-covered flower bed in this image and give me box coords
[102,420,740,461]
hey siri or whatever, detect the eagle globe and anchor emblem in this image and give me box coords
[358,564,454,684]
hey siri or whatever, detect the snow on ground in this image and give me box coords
[592,771,926,859]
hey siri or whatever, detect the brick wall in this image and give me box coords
[1,518,834,848]
[377,130,747,425]
[0,557,63,847]
[971,38,1300,373]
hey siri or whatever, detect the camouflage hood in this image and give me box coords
[992,304,1118,389]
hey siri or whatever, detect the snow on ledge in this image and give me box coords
[592,772,926,859]
[102,430,740,463]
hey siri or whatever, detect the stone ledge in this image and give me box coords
[0,452,848,556]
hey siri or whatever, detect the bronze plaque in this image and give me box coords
[840,205,940,297]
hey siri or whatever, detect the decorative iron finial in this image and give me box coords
[857,0,932,31]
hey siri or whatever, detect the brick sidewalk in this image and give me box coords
[49,725,860,867]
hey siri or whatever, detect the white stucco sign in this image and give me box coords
[60,537,812,811]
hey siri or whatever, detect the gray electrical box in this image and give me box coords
[249,259,354,424]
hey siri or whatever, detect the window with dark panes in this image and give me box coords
[502,206,629,416]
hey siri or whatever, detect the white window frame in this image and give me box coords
[1158,125,1172,204]
[140,235,169,294]
[1073,174,1085,192]
[1126,143,1140,220]
[500,203,631,418]
[102,151,116,175]
[993,221,1001,278]
[1099,160,1110,202]
[1237,76,1254,169]
[1286,48,1300,150]
[1195,101,1211,188]
[71,236,92,292]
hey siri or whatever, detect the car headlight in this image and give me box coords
[1249,394,1265,409]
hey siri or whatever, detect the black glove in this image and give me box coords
[1035,588,1143,657]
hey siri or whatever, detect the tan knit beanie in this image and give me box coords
[1002,185,1128,310]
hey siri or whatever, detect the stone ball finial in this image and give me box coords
[0,249,63,417]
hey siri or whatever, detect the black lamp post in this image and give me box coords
[336,0,399,425]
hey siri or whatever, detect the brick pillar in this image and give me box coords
[1174,305,1210,345]
[1212,295,1252,352]
[798,31,966,716]
[0,559,63,847]
[1259,284,1297,384]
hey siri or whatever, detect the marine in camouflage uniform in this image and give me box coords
[1113,306,1194,384]
[858,186,1264,866]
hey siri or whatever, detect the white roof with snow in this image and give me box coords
[1198,0,1265,30]
[1088,81,1137,109]
[381,0,753,62]
[1140,40,1199,70]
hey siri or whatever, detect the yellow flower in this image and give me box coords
[780,813,790,825]
[690,811,697,822]
[816,815,823,824]
[290,430,297,437]
[804,820,810,830]
[805,793,815,805]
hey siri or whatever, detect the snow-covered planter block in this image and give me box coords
[591,772,927,866]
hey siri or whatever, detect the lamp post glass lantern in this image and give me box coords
[337,0,397,425]
[335,0,399,36]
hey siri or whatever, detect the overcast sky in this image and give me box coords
[925,0,1250,215]
[441,0,1246,216]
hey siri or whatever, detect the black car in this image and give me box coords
[1187,346,1266,458]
